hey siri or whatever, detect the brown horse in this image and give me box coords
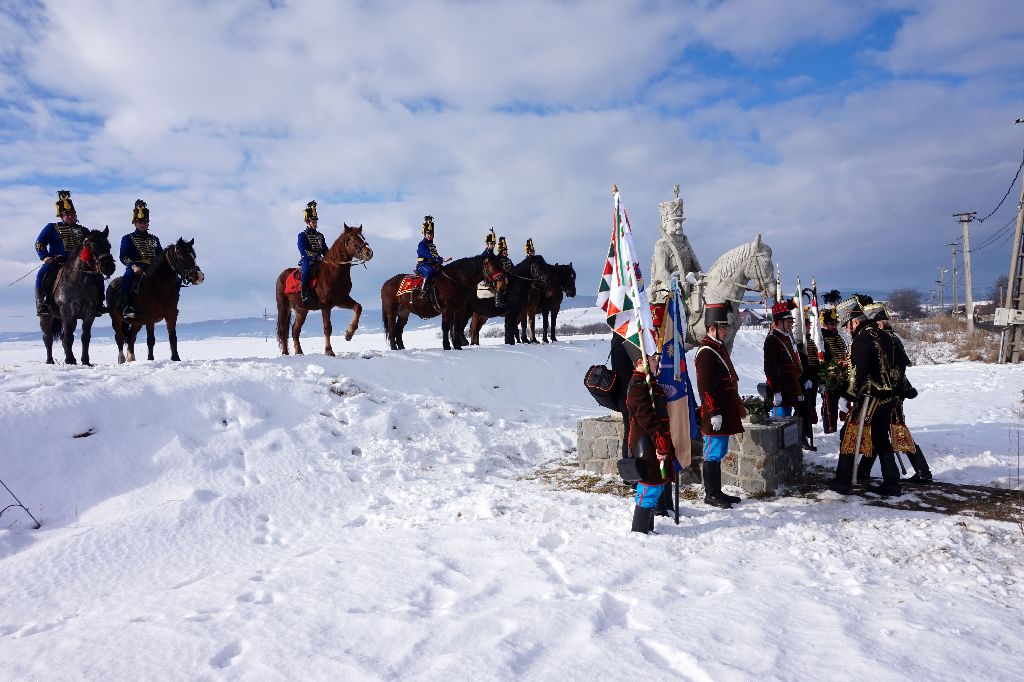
[519,261,576,343]
[381,255,505,351]
[275,224,373,356]
[106,238,205,363]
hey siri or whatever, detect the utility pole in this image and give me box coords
[937,267,947,314]
[1001,117,1024,362]
[947,241,958,317]
[954,213,976,333]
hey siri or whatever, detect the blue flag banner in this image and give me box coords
[657,277,701,456]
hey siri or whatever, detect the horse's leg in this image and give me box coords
[396,308,409,350]
[41,315,55,365]
[469,313,481,345]
[126,324,140,362]
[504,313,516,345]
[542,309,551,343]
[276,283,292,355]
[441,310,453,351]
[292,307,309,355]
[321,308,335,356]
[61,314,78,365]
[80,315,94,366]
[336,295,362,342]
[550,305,559,342]
[145,323,156,360]
[167,315,180,361]
[111,314,126,364]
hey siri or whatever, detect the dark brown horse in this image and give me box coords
[519,261,576,343]
[381,255,505,351]
[275,224,373,356]
[106,238,205,363]
[40,227,117,365]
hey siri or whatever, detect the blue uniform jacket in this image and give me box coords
[298,228,327,264]
[35,221,87,260]
[120,230,163,269]
[418,239,442,265]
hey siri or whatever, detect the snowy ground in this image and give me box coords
[1,312,1023,680]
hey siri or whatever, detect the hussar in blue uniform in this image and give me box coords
[118,200,163,319]
[34,190,90,314]
[415,216,444,296]
[297,200,327,308]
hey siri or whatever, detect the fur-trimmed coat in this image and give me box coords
[695,335,746,436]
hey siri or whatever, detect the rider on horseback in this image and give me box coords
[297,200,327,308]
[482,228,498,263]
[416,216,444,297]
[496,236,515,274]
[119,199,163,319]
[34,190,90,315]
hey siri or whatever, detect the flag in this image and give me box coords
[656,277,700,467]
[808,279,825,361]
[597,189,658,355]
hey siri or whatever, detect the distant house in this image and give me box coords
[739,307,769,328]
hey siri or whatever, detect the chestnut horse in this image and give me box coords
[380,255,505,351]
[106,238,205,363]
[275,224,373,356]
[40,227,117,365]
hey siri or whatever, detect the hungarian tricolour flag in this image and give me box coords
[597,189,658,355]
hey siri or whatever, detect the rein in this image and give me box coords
[165,245,201,287]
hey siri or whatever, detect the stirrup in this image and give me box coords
[122,306,135,319]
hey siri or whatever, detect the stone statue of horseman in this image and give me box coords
[649,184,702,305]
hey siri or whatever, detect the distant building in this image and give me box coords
[739,307,769,328]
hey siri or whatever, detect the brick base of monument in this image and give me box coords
[721,416,803,495]
[576,414,702,484]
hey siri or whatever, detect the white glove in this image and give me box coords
[838,397,849,413]
[711,414,723,431]
[817,384,826,395]
[804,380,812,390]
[773,393,783,407]
[798,394,804,402]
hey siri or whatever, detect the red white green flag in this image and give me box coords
[596,188,658,355]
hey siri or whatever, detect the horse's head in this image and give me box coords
[168,238,205,285]
[338,224,374,263]
[746,234,775,302]
[558,262,577,297]
[483,255,507,293]
[83,227,116,277]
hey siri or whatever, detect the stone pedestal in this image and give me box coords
[721,417,803,495]
[576,415,702,483]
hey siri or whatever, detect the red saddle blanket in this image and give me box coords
[397,275,423,297]
[283,268,317,295]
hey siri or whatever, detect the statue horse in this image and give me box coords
[39,227,117,365]
[466,257,539,346]
[520,262,576,343]
[106,238,205,363]
[275,224,374,356]
[686,234,775,352]
[381,255,506,351]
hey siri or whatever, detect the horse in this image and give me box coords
[39,227,117,365]
[275,224,374,356]
[465,257,539,346]
[105,238,205,363]
[686,234,775,351]
[381,255,506,351]
[520,262,576,343]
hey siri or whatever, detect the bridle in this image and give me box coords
[165,243,202,287]
[324,231,372,267]
[76,236,113,277]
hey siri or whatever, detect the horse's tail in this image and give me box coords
[275,270,292,348]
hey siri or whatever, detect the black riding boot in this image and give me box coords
[35,289,48,315]
[869,452,902,497]
[631,505,656,534]
[907,445,933,482]
[654,483,673,517]
[702,461,732,509]
[856,454,877,481]
[830,454,854,494]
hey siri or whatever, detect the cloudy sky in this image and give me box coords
[1,0,1023,331]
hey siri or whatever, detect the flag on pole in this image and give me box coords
[597,188,658,355]
[656,276,700,467]
[794,275,807,347]
[808,278,825,361]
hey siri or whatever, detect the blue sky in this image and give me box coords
[1,0,1023,331]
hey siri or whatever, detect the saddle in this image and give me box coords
[396,275,424,297]
[283,268,318,296]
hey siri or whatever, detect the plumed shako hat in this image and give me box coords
[132,199,149,223]
[422,215,435,236]
[771,300,795,321]
[525,238,535,255]
[304,201,318,223]
[497,236,508,253]
[485,228,495,246]
[56,190,76,217]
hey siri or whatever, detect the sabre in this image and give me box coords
[896,451,908,475]
[851,394,873,485]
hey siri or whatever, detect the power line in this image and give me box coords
[976,145,1024,223]
[970,215,1016,252]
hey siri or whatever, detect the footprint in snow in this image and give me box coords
[209,641,244,669]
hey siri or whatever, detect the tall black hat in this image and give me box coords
[705,300,733,326]
[56,190,76,217]
[525,238,535,255]
[497,236,508,254]
[304,201,318,223]
[422,215,434,236]
[835,295,866,326]
[132,199,149,224]
[485,228,495,246]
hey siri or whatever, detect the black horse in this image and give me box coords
[381,255,506,350]
[39,227,116,365]
[466,257,546,345]
[520,262,576,343]
[106,238,205,363]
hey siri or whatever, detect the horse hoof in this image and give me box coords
[345,331,354,341]
[66,359,77,365]
[325,349,336,357]
[171,355,181,361]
